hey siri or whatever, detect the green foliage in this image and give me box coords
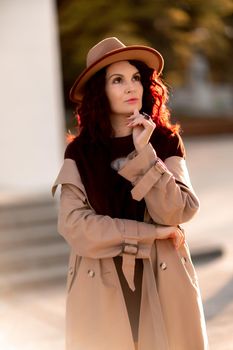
[56,0,233,106]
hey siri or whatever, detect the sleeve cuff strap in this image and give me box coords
[118,143,157,182]
[131,167,172,201]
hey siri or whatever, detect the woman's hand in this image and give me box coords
[155,225,185,250]
[127,109,156,152]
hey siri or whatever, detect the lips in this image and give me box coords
[125,98,138,103]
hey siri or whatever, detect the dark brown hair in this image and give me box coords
[68,60,179,143]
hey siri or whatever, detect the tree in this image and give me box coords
[56,0,233,108]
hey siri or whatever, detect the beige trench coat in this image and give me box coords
[52,143,208,350]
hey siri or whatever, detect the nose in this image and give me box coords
[125,80,135,93]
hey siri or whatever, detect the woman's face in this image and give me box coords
[105,61,143,118]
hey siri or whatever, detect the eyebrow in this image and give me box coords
[106,70,140,80]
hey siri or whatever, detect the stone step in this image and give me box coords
[0,196,69,289]
[0,196,57,229]
[0,239,69,272]
[0,264,68,292]
[0,222,60,248]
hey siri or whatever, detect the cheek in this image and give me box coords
[106,86,121,107]
[139,85,143,102]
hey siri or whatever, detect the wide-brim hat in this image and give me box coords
[69,37,164,103]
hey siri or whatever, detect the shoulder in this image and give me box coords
[166,131,185,158]
[150,127,185,160]
[64,135,83,160]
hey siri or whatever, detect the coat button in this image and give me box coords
[88,269,95,278]
[160,262,167,270]
[181,257,187,264]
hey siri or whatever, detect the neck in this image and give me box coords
[110,114,132,138]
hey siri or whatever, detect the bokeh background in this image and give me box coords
[57,0,233,132]
[0,1,233,349]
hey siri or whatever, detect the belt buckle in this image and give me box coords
[122,242,138,255]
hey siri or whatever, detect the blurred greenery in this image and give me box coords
[56,0,233,108]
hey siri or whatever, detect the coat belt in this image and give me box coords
[121,239,139,291]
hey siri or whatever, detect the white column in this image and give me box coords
[0,0,65,197]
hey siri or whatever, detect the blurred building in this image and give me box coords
[0,0,65,199]
[0,0,67,299]
[170,53,233,118]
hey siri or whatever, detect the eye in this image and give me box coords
[112,76,122,84]
[133,74,141,82]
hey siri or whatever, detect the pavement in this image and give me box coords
[0,134,233,350]
[183,134,233,350]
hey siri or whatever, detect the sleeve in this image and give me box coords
[116,135,200,226]
[52,159,161,260]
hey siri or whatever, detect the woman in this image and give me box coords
[52,37,208,350]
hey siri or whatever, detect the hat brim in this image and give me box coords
[69,45,164,103]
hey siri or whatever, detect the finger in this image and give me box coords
[168,231,179,249]
[126,109,139,122]
[127,115,137,120]
[173,235,181,250]
[171,232,180,249]
[128,114,154,124]
[128,111,155,127]
[140,114,156,127]
[127,117,145,127]
[128,118,145,126]
[174,229,185,249]
[177,227,185,245]
[142,112,151,120]
[127,112,144,121]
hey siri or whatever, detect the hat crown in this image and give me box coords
[86,37,126,68]
[70,36,164,103]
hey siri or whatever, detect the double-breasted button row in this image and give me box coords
[86,259,187,276]
[69,268,95,277]
[160,257,187,271]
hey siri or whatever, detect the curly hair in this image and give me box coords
[68,60,179,143]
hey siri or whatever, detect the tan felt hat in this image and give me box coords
[69,37,164,103]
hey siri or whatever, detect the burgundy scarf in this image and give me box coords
[64,128,184,220]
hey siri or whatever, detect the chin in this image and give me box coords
[127,105,142,114]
